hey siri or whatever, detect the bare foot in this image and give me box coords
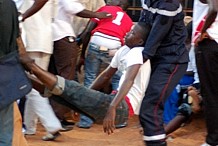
[188,87,201,113]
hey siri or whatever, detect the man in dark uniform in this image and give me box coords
[138,0,189,145]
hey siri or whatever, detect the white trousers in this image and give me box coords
[24,52,62,133]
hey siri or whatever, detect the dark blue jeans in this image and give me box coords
[139,63,188,145]
[84,42,121,90]
[51,79,128,125]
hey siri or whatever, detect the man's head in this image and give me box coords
[106,0,129,10]
[124,22,151,48]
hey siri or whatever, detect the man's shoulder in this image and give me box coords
[98,5,124,12]
[157,0,181,11]
[129,47,144,52]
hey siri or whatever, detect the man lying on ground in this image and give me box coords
[20,22,151,134]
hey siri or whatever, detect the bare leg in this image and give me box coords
[187,86,201,113]
[164,115,187,135]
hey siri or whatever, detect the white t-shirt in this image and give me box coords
[187,46,199,84]
[192,0,218,43]
[20,0,56,54]
[110,45,151,115]
[52,0,85,41]
[13,0,23,10]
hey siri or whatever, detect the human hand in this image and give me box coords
[194,32,209,46]
[103,105,116,135]
[96,12,112,19]
[19,53,35,73]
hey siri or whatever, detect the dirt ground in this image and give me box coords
[26,112,206,146]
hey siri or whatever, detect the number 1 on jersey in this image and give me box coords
[112,12,124,26]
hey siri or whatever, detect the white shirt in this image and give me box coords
[20,0,56,54]
[110,45,151,115]
[187,46,199,84]
[13,0,23,10]
[192,0,218,44]
[52,0,85,41]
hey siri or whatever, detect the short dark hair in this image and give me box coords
[136,22,151,42]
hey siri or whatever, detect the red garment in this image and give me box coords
[91,6,133,45]
[193,16,206,43]
[125,96,134,117]
[111,90,134,117]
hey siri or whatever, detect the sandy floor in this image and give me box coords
[26,112,206,146]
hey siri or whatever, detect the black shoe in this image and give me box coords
[61,119,75,127]
[42,132,61,141]
[60,120,74,132]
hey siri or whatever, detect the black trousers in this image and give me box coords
[196,39,218,146]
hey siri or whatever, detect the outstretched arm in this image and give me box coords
[19,53,57,91]
[76,9,111,19]
[17,35,56,91]
[103,64,141,135]
[89,66,117,91]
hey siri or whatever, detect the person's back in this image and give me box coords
[20,0,54,54]
[81,0,133,89]
[77,0,133,128]
[140,0,188,64]
[0,0,19,57]
[90,5,133,46]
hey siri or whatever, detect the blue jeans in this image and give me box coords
[51,79,129,125]
[82,43,122,126]
[84,42,121,90]
[0,103,13,146]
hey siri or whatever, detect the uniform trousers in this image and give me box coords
[139,63,187,146]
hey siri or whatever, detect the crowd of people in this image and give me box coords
[1,0,218,146]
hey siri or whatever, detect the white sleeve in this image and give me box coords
[110,50,120,69]
[126,47,143,67]
[62,0,85,15]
